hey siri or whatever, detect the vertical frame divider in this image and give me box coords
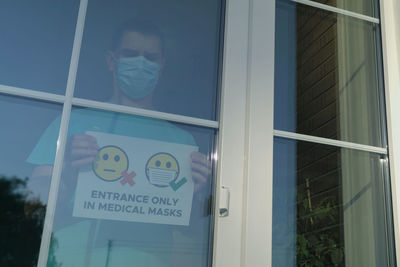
[242,0,275,266]
[37,0,89,265]
[212,0,250,266]
[380,0,400,263]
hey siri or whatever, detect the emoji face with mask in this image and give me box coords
[145,152,179,187]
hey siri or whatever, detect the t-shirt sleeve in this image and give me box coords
[27,116,62,165]
[163,121,197,147]
[180,130,196,147]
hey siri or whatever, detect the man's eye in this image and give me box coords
[120,51,139,58]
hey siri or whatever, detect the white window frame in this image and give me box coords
[380,0,400,262]
[215,0,400,266]
[212,0,275,266]
[0,0,399,266]
[0,0,229,265]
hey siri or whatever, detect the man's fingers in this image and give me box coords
[192,171,208,193]
[194,183,203,193]
[191,161,212,177]
[191,152,210,166]
[191,152,212,192]
[67,134,99,169]
[71,134,98,143]
[70,135,99,149]
[70,156,96,169]
[191,171,208,184]
[191,152,212,176]
[70,148,98,158]
[70,141,99,151]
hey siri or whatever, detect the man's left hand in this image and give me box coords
[190,152,212,193]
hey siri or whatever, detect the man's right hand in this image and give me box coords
[65,134,99,169]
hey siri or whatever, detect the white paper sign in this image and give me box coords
[72,131,198,226]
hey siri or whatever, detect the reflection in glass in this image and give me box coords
[272,137,392,266]
[74,0,224,120]
[274,0,384,147]
[308,0,377,18]
[29,107,215,266]
[0,0,79,94]
[0,94,61,266]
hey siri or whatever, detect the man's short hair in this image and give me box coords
[111,19,165,53]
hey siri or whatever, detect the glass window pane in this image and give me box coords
[0,0,80,94]
[29,107,215,266]
[309,0,377,18]
[74,0,224,120]
[0,94,62,265]
[274,0,384,147]
[272,137,393,266]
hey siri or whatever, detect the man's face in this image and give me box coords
[114,31,163,65]
[107,30,164,102]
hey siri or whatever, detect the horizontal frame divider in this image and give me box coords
[289,0,380,24]
[274,129,388,154]
[0,84,219,129]
[72,97,219,129]
[0,84,65,103]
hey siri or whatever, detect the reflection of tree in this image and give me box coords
[47,235,62,267]
[296,192,343,266]
[0,175,60,267]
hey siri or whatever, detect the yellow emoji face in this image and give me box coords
[146,152,179,187]
[93,146,128,181]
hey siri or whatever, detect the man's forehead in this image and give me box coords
[118,31,162,53]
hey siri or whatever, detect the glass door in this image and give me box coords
[0,0,234,266]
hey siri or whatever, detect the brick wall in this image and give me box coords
[295,3,345,265]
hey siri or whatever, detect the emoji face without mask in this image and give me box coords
[93,146,129,181]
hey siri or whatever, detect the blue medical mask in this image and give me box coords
[116,56,161,99]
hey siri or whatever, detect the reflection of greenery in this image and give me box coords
[47,235,62,267]
[296,192,344,266]
[0,175,60,266]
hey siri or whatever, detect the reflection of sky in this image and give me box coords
[0,0,221,193]
[74,0,222,120]
[0,1,219,265]
[0,95,61,179]
[0,0,222,120]
[272,1,297,266]
[274,0,296,132]
[273,138,297,267]
[0,0,79,94]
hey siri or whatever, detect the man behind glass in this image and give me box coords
[29,19,211,267]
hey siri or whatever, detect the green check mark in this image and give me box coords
[169,177,187,191]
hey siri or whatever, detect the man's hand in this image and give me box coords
[65,134,99,169]
[190,152,212,193]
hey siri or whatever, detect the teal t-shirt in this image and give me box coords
[28,108,195,165]
[28,108,197,267]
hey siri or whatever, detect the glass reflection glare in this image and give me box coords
[272,137,391,266]
[29,107,215,267]
[274,0,384,147]
[74,0,223,120]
